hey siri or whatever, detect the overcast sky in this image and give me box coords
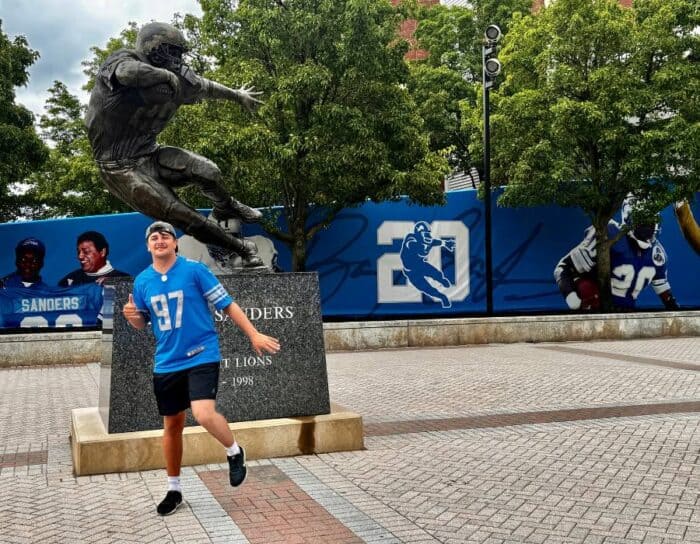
[1,0,203,120]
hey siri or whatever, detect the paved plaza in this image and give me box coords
[1,336,699,543]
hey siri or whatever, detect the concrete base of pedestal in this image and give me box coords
[70,403,363,476]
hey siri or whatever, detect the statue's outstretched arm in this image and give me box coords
[198,78,263,112]
[114,60,180,92]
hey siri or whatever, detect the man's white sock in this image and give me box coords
[167,476,182,493]
[225,441,241,457]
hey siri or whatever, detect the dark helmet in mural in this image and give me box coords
[135,22,188,71]
[414,221,431,234]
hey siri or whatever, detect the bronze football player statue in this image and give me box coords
[86,22,265,268]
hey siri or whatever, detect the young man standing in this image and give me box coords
[122,221,280,516]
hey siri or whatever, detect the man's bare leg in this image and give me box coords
[157,412,186,516]
[163,412,186,476]
[191,399,247,487]
[190,399,234,447]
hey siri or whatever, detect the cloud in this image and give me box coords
[1,0,202,119]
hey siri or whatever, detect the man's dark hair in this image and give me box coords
[77,231,109,256]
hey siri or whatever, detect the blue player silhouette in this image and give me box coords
[399,222,455,308]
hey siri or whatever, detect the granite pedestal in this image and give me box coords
[71,272,363,475]
[102,273,330,433]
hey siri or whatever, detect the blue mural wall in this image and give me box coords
[1,189,698,329]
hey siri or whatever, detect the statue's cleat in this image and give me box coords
[206,240,268,270]
[240,240,268,270]
[213,198,263,224]
[242,255,266,269]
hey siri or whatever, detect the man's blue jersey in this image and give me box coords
[565,222,670,309]
[132,256,233,373]
[0,283,103,328]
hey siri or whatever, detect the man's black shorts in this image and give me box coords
[153,362,220,416]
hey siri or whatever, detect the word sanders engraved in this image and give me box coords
[214,305,294,322]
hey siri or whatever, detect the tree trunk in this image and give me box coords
[594,218,613,312]
[291,236,307,272]
[290,208,307,272]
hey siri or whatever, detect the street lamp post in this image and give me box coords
[482,24,502,316]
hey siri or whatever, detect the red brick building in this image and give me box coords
[392,0,439,61]
[399,0,635,58]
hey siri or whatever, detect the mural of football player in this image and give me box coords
[554,197,679,311]
[0,238,48,289]
[399,221,455,308]
[58,231,130,286]
[674,200,700,255]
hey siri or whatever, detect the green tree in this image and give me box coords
[0,20,48,221]
[408,0,531,181]
[195,0,449,270]
[490,0,699,309]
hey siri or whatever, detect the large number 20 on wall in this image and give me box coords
[376,221,470,306]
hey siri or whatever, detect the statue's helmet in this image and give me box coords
[136,22,188,71]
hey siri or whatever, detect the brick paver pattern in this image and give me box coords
[0,337,699,543]
[201,465,362,543]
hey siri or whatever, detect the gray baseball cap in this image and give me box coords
[145,221,177,240]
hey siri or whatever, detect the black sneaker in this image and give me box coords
[228,447,247,487]
[156,490,183,516]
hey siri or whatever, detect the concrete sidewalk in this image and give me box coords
[1,337,699,543]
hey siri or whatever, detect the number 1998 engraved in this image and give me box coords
[232,376,254,387]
